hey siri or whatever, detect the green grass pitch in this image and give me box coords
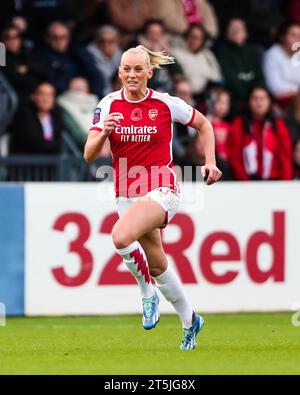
[0,313,299,375]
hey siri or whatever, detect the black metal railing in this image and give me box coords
[0,133,112,182]
[0,154,87,181]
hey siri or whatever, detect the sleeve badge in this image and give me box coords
[93,108,101,125]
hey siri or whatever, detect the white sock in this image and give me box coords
[154,265,194,328]
[116,241,156,298]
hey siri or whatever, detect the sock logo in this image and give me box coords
[130,248,151,284]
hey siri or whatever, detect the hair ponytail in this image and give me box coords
[121,45,175,69]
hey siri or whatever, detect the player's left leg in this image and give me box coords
[139,229,204,350]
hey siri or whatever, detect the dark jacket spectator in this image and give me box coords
[40,22,104,96]
[1,27,47,103]
[245,0,285,47]
[227,86,292,181]
[216,18,265,108]
[210,0,285,47]
[22,0,74,43]
[10,82,62,154]
[64,0,111,44]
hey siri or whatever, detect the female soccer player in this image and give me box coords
[84,45,222,350]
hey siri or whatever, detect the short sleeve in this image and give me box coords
[89,96,112,132]
[167,96,196,125]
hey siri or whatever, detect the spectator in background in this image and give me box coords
[40,22,104,96]
[106,0,219,39]
[153,0,219,39]
[285,93,300,144]
[227,85,292,181]
[11,15,34,49]
[172,24,221,99]
[57,77,109,154]
[137,20,184,93]
[206,86,233,179]
[1,26,47,103]
[245,0,285,48]
[216,18,265,110]
[172,79,206,182]
[263,22,300,110]
[10,82,62,154]
[172,79,198,171]
[111,71,123,92]
[210,0,285,47]
[183,132,206,181]
[61,0,110,44]
[22,0,74,44]
[138,19,171,52]
[106,0,156,34]
[87,25,122,96]
[11,15,28,34]
[293,139,300,179]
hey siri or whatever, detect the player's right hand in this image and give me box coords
[103,114,122,136]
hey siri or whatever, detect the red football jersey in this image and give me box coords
[90,88,196,197]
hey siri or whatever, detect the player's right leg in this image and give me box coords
[112,197,166,329]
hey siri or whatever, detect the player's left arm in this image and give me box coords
[189,110,222,185]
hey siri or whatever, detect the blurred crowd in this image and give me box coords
[1,0,300,181]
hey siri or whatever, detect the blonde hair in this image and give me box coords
[121,45,175,69]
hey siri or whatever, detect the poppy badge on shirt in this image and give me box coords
[131,108,143,122]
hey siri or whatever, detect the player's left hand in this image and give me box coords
[201,163,222,185]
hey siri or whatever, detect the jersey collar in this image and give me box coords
[121,88,152,103]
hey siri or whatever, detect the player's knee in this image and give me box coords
[150,267,164,277]
[149,257,167,277]
[112,225,134,250]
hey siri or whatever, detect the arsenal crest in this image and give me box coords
[149,109,158,121]
[131,108,143,121]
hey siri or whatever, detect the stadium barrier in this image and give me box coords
[0,154,90,182]
[0,133,112,182]
[0,182,299,315]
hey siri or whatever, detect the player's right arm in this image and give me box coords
[84,114,120,162]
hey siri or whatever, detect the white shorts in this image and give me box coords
[116,187,181,228]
